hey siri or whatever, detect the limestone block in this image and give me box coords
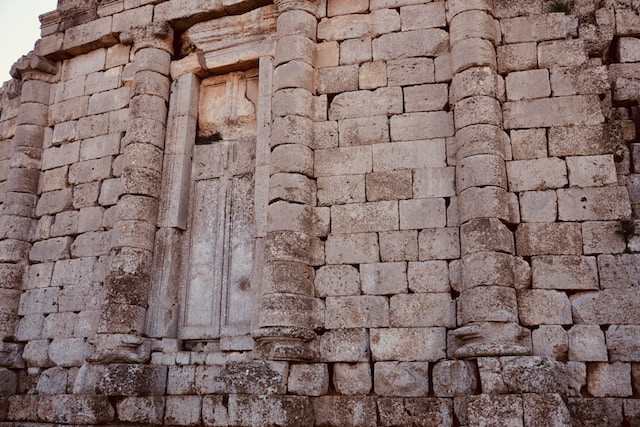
[314,265,360,297]
[371,327,446,361]
[523,394,571,427]
[3,192,37,218]
[22,340,52,368]
[373,139,446,171]
[40,167,69,194]
[313,396,377,427]
[309,122,336,151]
[333,363,371,395]
[272,88,313,119]
[15,314,45,341]
[42,142,80,170]
[606,325,640,362]
[598,254,640,288]
[548,125,609,157]
[507,157,567,192]
[325,295,389,329]
[0,263,27,291]
[399,4,444,30]
[615,77,640,103]
[48,338,93,367]
[399,198,446,230]
[568,397,625,426]
[572,288,640,324]
[532,255,598,291]
[35,367,67,395]
[506,69,551,101]
[30,238,72,263]
[501,13,578,43]
[403,83,448,113]
[390,293,455,327]
[550,66,609,97]
[320,328,370,362]
[331,201,398,234]
[387,58,435,87]
[518,290,572,326]
[359,61,387,89]
[49,211,79,238]
[568,324,607,362]
[467,394,523,426]
[361,262,407,295]
[460,251,515,291]
[365,170,411,202]
[516,223,582,256]
[431,360,477,397]
[454,96,502,130]
[317,65,358,94]
[458,186,510,224]
[339,37,372,65]
[566,155,617,188]
[318,9,400,42]
[287,364,329,396]
[78,206,106,233]
[164,395,202,426]
[418,228,460,260]
[226,394,314,427]
[338,115,389,147]
[379,397,454,426]
[413,167,455,198]
[539,39,588,68]
[532,325,568,360]
[580,222,626,255]
[378,230,418,262]
[588,362,632,397]
[407,261,449,293]
[70,231,111,257]
[52,121,77,146]
[0,369,16,399]
[450,67,502,105]
[520,191,557,223]
[434,52,452,82]
[328,0,368,16]
[503,95,604,129]
[329,86,402,120]
[58,283,104,312]
[315,146,372,177]
[317,175,366,205]
[557,187,632,221]
[373,28,449,61]
[117,397,164,425]
[497,42,538,74]
[459,286,518,324]
[457,154,507,192]
[619,37,640,62]
[96,178,121,206]
[391,111,454,142]
[450,38,497,74]
[374,361,430,397]
[450,9,500,46]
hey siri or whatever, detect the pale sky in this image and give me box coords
[0,0,58,83]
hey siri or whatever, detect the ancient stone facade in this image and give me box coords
[0,0,639,425]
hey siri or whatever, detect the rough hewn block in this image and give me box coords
[504,95,604,129]
[370,327,446,361]
[325,296,389,329]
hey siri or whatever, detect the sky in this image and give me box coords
[0,0,58,83]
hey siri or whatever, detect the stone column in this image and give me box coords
[448,0,531,358]
[0,55,56,372]
[89,23,174,363]
[254,0,325,361]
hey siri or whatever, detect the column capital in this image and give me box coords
[10,53,57,82]
[120,22,174,55]
[274,0,319,15]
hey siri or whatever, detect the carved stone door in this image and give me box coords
[179,71,258,342]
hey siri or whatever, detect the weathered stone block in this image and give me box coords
[467,394,523,427]
[315,146,372,177]
[390,293,455,327]
[49,338,93,368]
[407,261,449,293]
[313,396,377,427]
[331,201,398,234]
[359,60,387,89]
[503,95,604,129]
[373,28,449,61]
[557,187,632,221]
[333,362,371,395]
[507,157,567,191]
[531,255,598,290]
[325,232,379,264]
[36,188,74,217]
[519,191,557,223]
[432,360,477,397]
[459,286,518,324]
[523,393,571,427]
[329,87,402,120]
[325,295,389,329]
[519,289,572,326]
[571,289,640,324]
[497,42,537,74]
[404,83,448,113]
[375,361,430,397]
[387,57,435,87]
[365,170,411,202]
[288,363,329,396]
[598,254,640,288]
[532,325,568,360]
[371,327,446,361]
[516,223,582,256]
[360,262,407,295]
[505,69,551,101]
[318,9,399,41]
[373,139,447,171]
[568,324,607,362]
[419,228,460,260]
[377,397,454,427]
[588,362,632,397]
[339,115,389,147]
[117,396,165,424]
[164,395,202,426]
[320,328,369,362]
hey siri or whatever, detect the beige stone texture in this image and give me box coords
[329,87,402,120]
[339,37,372,66]
[550,66,609,97]
[532,325,568,360]
[387,58,434,87]
[320,328,370,362]
[365,170,411,202]
[518,289,572,326]
[571,289,640,324]
[548,124,611,157]
[418,228,460,260]
[379,230,418,262]
[333,363,372,395]
[390,293,455,328]
[374,361,430,397]
[313,396,376,427]
[557,187,632,221]
[588,363,633,397]
[505,69,551,101]
[497,42,537,74]
[339,115,389,147]
[407,261,449,293]
[413,167,455,198]
[373,29,449,61]
[359,61,387,89]
[361,262,407,295]
[598,254,640,288]
[317,174,365,206]
[519,191,557,223]
[501,13,578,44]
[325,296,389,329]
[287,364,329,396]
[507,157,567,192]
[373,139,447,171]
[331,201,398,234]
[504,95,604,129]
[317,9,400,41]
[370,327,446,361]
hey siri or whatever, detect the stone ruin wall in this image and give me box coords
[0,0,639,425]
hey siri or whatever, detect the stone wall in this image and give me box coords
[0,0,639,425]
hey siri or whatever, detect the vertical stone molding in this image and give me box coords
[0,54,56,342]
[254,0,324,361]
[448,1,531,358]
[89,23,174,364]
